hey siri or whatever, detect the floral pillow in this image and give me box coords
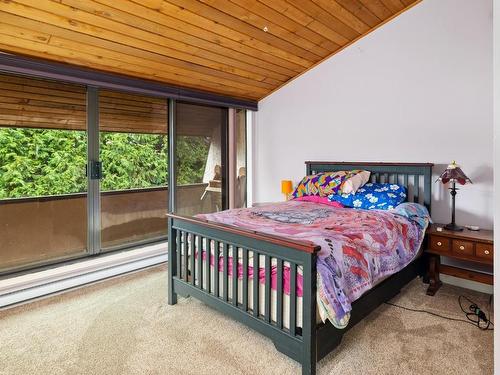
[292,172,346,198]
[328,183,407,210]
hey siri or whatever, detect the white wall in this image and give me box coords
[254,0,493,230]
[493,0,499,369]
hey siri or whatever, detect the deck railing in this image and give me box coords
[0,184,217,273]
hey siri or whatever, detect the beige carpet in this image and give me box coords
[0,265,493,375]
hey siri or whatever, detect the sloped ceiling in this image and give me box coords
[0,0,420,102]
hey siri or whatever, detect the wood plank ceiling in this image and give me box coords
[0,0,420,102]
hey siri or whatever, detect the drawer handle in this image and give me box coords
[436,241,442,246]
[459,245,465,250]
[484,250,490,255]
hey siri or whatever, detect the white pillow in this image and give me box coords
[341,170,371,194]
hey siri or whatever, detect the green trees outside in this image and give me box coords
[0,127,210,199]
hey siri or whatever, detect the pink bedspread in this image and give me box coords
[197,201,429,327]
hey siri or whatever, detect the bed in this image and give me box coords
[167,162,433,375]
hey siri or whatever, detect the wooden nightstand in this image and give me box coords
[425,224,493,296]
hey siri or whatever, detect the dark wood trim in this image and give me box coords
[426,250,494,265]
[305,161,434,167]
[440,265,493,285]
[426,224,493,244]
[426,254,443,296]
[0,53,258,111]
[167,213,320,254]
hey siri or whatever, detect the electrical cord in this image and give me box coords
[385,295,494,331]
[458,295,494,330]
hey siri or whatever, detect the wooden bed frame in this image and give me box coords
[167,162,433,375]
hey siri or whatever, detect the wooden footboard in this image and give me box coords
[167,213,320,375]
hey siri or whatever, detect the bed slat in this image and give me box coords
[277,259,284,329]
[197,235,203,289]
[413,175,419,204]
[265,255,271,323]
[290,263,297,336]
[232,246,238,307]
[242,248,248,312]
[214,241,220,298]
[253,251,259,318]
[206,238,211,294]
[190,233,195,286]
[176,230,181,279]
[223,243,229,302]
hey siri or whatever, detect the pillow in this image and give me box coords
[391,202,432,229]
[292,172,346,198]
[293,195,344,208]
[291,173,322,198]
[328,183,407,210]
[340,170,371,194]
[316,172,346,197]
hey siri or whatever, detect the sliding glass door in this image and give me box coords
[0,73,88,272]
[0,71,245,274]
[174,102,228,216]
[234,109,247,208]
[98,90,168,251]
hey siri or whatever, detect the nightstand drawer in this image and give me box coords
[452,239,474,256]
[429,235,450,252]
[475,243,493,261]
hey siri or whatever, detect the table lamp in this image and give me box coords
[437,161,472,231]
[281,180,293,201]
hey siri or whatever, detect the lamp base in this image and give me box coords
[444,223,464,231]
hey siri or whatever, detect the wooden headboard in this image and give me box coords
[306,161,434,213]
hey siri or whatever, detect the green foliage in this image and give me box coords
[177,136,210,185]
[0,127,210,199]
[0,128,87,199]
[100,132,168,191]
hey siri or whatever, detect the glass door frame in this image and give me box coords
[89,87,170,254]
[168,99,229,214]
[87,86,100,255]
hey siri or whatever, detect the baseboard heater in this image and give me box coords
[0,244,167,308]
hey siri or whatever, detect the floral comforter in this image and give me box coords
[197,201,430,328]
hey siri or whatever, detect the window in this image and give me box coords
[0,73,88,271]
[175,102,228,215]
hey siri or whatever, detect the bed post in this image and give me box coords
[302,252,317,375]
[167,217,177,305]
